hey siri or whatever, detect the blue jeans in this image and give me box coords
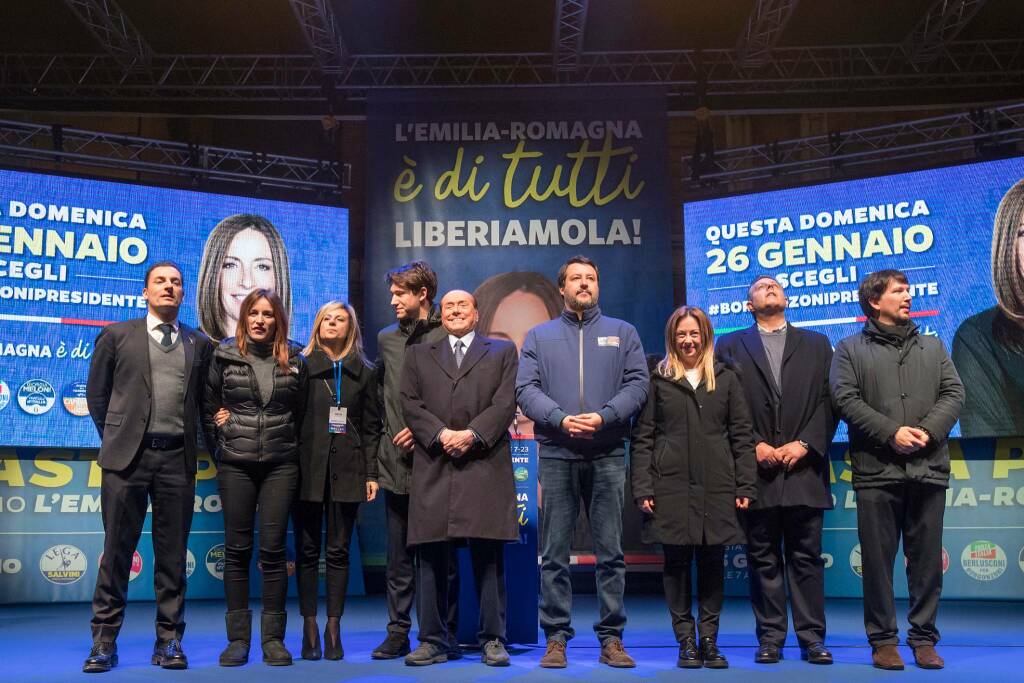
[538,456,626,643]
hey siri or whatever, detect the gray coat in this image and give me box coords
[375,306,447,495]
[830,319,964,490]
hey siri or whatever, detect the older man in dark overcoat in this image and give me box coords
[399,289,519,667]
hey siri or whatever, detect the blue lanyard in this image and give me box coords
[332,360,343,407]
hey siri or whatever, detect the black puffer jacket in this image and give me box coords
[203,340,307,464]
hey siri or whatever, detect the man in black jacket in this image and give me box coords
[716,276,835,666]
[831,269,964,671]
[83,262,213,673]
[372,261,459,660]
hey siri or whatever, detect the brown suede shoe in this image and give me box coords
[539,640,567,668]
[872,644,905,670]
[913,645,944,669]
[599,638,636,668]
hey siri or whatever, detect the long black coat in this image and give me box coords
[630,363,758,546]
[400,334,519,545]
[715,325,835,509]
[87,317,213,472]
[297,349,382,503]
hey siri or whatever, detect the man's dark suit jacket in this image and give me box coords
[400,333,519,545]
[716,323,835,509]
[87,317,213,472]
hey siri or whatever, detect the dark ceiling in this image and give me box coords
[1,1,1023,114]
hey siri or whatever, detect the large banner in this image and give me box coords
[0,168,349,448]
[366,87,674,356]
[683,156,1024,439]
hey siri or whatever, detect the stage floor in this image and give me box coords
[2,596,1021,681]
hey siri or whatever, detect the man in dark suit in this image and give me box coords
[83,261,213,673]
[716,275,835,666]
[399,290,519,667]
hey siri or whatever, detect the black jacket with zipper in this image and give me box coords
[830,318,964,490]
[203,339,307,465]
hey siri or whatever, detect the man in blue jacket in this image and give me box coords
[516,256,649,669]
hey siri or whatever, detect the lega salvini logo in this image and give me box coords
[39,544,87,585]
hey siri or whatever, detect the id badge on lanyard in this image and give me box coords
[327,360,347,434]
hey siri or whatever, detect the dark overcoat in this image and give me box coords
[297,349,382,503]
[715,324,836,509]
[400,334,519,545]
[630,363,758,546]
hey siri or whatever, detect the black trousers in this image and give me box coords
[293,492,360,618]
[384,491,458,637]
[217,460,298,613]
[745,506,827,648]
[417,539,506,647]
[856,483,945,648]
[91,445,194,644]
[662,544,725,642]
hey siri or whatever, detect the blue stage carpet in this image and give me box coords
[2,596,1022,681]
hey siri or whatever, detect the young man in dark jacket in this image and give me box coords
[372,261,459,660]
[716,276,836,666]
[830,269,964,671]
[516,256,649,669]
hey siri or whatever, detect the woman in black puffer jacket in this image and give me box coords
[203,288,307,668]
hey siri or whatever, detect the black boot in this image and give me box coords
[301,616,321,660]
[261,612,293,666]
[323,617,343,660]
[700,637,729,669]
[219,610,251,667]
[677,637,702,668]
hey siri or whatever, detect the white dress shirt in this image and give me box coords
[147,312,180,345]
[448,330,475,357]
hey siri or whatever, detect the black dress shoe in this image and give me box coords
[677,637,702,668]
[700,637,729,669]
[801,642,833,665]
[152,638,188,669]
[83,642,118,673]
[755,643,782,663]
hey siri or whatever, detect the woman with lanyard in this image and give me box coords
[293,301,381,660]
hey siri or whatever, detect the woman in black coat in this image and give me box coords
[631,305,757,670]
[293,301,381,661]
[204,289,307,667]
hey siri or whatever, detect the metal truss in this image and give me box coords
[553,0,589,74]
[0,118,351,195]
[62,0,151,67]
[288,0,346,68]
[735,0,800,68]
[905,0,988,66]
[2,39,1022,103]
[683,102,1024,192]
